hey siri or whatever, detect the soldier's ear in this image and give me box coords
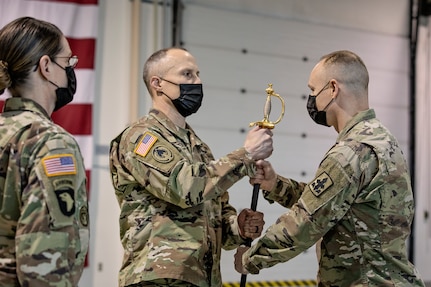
[329,79,339,98]
[151,76,162,89]
[38,55,53,80]
[151,77,165,96]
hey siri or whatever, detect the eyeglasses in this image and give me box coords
[55,55,79,68]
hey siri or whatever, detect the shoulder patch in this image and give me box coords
[55,188,75,216]
[152,145,174,163]
[309,171,333,197]
[301,155,353,215]
[134,132,158,157]
[42,154,76,177]
[79,206,89,227]
[133,132,182,174]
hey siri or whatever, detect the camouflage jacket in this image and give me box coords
[0,97,89,286]
[243,109,425,286]
[110,109,255,287]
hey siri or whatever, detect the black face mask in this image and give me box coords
[49,65,77,111]
[306,81,333,127]
[161,78,204,117]
[307,95,330,126]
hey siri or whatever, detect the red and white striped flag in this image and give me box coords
[0,0,97,197]
[0,0,98,265]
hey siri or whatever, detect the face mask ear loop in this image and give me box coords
[158,77,180,100]
[322,97,335,112]
[48,80,60,89]
[160,91,174,101]
[160,77,179,86]
[321,82,336,112]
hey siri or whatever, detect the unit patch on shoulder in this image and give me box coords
[55,188,75,216]
[152,145,174,163]
[310,171,333,197]
[79,206,89,227]
[134,132,158,157]
[42,154,76,177]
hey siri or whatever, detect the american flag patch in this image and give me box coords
[134,132,158,157]
[42,154,77,177]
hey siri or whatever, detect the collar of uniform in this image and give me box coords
[336,108,376,141]
[3,97,51,119]
[149,108,202,146]
[149,108,182,136]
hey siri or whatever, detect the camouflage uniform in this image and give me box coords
[0,97,89,286]
[110,109,256,287]
[243,109,425,286]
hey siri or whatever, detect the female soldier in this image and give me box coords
[0,17,89,286]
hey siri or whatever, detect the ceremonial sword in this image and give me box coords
[240,84,285,287]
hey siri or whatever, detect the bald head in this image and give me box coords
[317,50,369,95]
[143,47,191,91]
[307,50,370,132]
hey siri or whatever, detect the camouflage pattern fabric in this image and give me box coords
[128,278,197,286]
[110,109,256,287]
[243,109,425,287]
[0,97,89,286]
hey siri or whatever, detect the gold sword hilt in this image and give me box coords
[249,84,285,129]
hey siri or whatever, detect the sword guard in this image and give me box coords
[249,121,275,129]
[249,84,284,129]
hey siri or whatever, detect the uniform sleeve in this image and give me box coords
[243,147,365,274]
[219,192,247,249]
[15,134,89,286]
[111,129,255,209]
[262,175,307,208]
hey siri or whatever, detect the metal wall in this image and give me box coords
[87,0,431,286]
[176,1,410,282]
